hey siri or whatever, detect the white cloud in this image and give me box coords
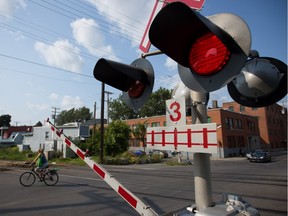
[71,18,119,61]
[34,39,84,73]
[26,102,49,111]
[61,96,83,110]
[86,0,153,47]
[156,74,181,90]
[49,93,59,101]
[0,0,27,19]
[164,57,177,71]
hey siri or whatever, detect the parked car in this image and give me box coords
[246,149,270,160]
[149,150,168,158]
[249,150,271,163]
[131,150,146,157]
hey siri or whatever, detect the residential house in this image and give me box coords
[22,122,90,158]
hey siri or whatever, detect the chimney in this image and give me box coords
[212,100,218,108]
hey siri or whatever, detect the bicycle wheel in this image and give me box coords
[43,171,59,186]
[19,172,36,187]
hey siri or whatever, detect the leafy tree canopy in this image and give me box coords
[104,120,130,156]
[0,114,11,127]
[55,106,92,125]
[109,87,172,121]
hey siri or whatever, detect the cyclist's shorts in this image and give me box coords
[35,162,49,172]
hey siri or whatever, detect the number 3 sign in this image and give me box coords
[166,97,186,126]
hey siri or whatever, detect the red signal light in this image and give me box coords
[128,80,145,98]
[189,33,231,76]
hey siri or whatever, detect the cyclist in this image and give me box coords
[31,148,49,180]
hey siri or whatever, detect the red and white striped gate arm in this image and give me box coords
[46,119,158,216]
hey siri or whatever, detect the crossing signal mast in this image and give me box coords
[148,2,287,216]
[91,1,287,216]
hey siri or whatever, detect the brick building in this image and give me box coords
[222,102,287,149]
[124,101,286,158]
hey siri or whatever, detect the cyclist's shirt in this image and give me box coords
[41,154,48,164]
[37,153,48,167]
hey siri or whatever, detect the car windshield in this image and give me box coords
[253,152,265,157]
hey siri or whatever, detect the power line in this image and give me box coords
[0,53,94,78]
[29,0,141,43]
[0,66,95,84]
[53,0,144,39]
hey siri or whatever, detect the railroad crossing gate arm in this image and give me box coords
[46,119,158,216]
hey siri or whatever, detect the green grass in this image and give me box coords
[0,147,165,166]
[51,157,86,166]
[0,147,33,161]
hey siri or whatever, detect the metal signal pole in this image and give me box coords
[190,90,213,210]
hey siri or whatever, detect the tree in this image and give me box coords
[0,114,11,127]
[140,87,172,117]
[56,107,92,125]
[131,122,147,152]
[109,87,172,120]
[109,95,138,120]
[104,120,130,156]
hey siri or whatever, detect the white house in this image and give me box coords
[22,121,90,158]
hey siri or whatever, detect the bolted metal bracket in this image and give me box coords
[165,194,260,216]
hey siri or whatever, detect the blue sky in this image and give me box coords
[0,0,287,125]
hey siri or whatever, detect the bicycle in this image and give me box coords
[19,164,59,187]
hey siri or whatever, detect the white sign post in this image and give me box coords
[166,97,186,126]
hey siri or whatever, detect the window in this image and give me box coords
[228,106,234,112]
[229,118,234,129]
[235,119,243,129]
[225,118,234,129]
[45,131,49,139]
[225,118,229,129]
[151,122,160,127]
[239,120,242,129]
[240,105,245,112]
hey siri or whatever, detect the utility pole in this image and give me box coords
[104,91,113,124]
[93,102,96,142]
[100,83,105,164]
[14,121,20,126]
[51,107,60,125]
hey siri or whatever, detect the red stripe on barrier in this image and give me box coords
[161,130,165,146]
[56,130,61,137]
[51,126,55,132]
[93,164,105,179]
[203,128,208,148]
[151,130,155,146]
[77,149,85,160]
[118,186,137,208]
[65,138,71,147]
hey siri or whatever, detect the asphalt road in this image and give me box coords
[0,153,286,216]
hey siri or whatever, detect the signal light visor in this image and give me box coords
[189,33,231,76]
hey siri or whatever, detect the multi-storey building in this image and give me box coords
[124,101,286,158]
[222,102,287,149]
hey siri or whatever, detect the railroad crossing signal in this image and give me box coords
[228,54,287,107]
[93,58,154,110]
[149,2,251,92]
